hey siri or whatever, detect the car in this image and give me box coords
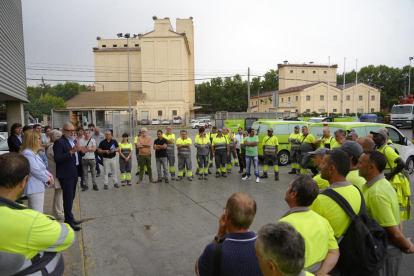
[141,119,149,125]
[189,119,197,123]
[190,120,200,129]
[0,122,8,139]
[0,139,9,155]
[198,119,211,128]
[309,122,414,173]
[152,119,160,125]
[161,119,170,125]
[173,117,182,125]
[252,120,312,166]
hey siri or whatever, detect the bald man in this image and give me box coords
[356,137,375,151]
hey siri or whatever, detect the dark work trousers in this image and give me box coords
[59,172,78,224]
[237,151,245,170]
[215,150,227,172]
[95,151,103,174]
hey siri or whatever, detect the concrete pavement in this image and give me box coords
[51,128,414,275]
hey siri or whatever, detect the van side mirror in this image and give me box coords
[404,136,407,145]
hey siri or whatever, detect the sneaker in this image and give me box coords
[242,173,247,178]
[242,176,250,180]
[93,185,99,191]
[114,183,120,188]
[96,173,100,177]
[104,184,108,190]
[256,177,260,183]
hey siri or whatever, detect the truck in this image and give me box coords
[215,118,260,132]
[390,104,414,128]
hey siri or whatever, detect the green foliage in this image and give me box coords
[50,82,80,101]
[79,84,91,92]
[388,99,399,111]
[24,93,66,119]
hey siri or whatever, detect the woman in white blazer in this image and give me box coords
[46,130,64,219]
[19,131,54,213]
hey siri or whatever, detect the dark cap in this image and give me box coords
[334,141,363,157]
[268,128,273,132]
[308,147,329,156]
[294,125,300,128]
[370,130,387,140]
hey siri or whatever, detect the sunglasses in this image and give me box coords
[64,129,76,132]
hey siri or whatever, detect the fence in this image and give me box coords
[215,111,297,120]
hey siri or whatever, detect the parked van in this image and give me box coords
[251,120,312,165]
[309,122,414,173]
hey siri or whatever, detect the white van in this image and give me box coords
[173,117,182,124]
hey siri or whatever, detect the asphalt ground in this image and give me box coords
[66,128,414,276]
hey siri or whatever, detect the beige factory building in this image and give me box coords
[250,62,381,114]
[67,16,199,122]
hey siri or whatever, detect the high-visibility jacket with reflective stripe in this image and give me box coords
[208,132,218,143]
[262,135,279,155]
[119,142,133,156]
[163,133,176,154]
[0,196,75,259]
[240,138,246,154]
[176,138,192,157]
[224,133,235,149]
[212,136,228,152]
[194,135,211,156]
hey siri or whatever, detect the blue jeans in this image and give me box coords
[94,151,103,174]
[245,156,259,178]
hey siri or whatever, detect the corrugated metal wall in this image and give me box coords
[0,0,28,102]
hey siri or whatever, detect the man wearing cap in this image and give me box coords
[288,125,302,174]
[207,126,218,172]
[211,128,229,178]
[347,132,358,141]
[308,148,330,191]
[299,126,316,175]
[335,141,366,191]
[163,126,176,180]
[135,129,148,176]
[176,130,193,181]
[314,128,335,149]
[331,129,346,149]
[235,127,244,172]
[379,128,399,155]
[311,149,362,241]
[260,128,279,181]
[239,131,248,177]
[371,130,411,221]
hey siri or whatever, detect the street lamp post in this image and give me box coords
[409,57,413,96]
[117,32,137,135]
[258,86,263,113]
[94,82,106,110]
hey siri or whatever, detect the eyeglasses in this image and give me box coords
[64,129,76,132]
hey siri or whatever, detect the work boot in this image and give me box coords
[239,169,243,173]
[204,174,208,180]
[275,172,279,181]
[198,174,203,180]
[127,180,131,186]
[288,168,296,174]
[104,184,108,190]
[235,162,239,167]
[82,185,89,191]
[296,169,300,175]
[260,172,268,179]
[93,184,99,191]
[176,176,183,181]
[171,176,176,180]
[208,169,212,174]
[135,171,139,176]
[145,171,148,175]
[195,169,199,175]
[215,172,220,178]
[227,169,231,173]
[221,172,227,177]
[188,177,193,181]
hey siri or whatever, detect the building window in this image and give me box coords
[346,109,350,114]
[158,110,162,116]
[302,70,305,73]
[333,95,337,101]
[290,70,293,73]
[306,96,310,101]
[296,96,298,101]
[320,95,324,100]
[357,109,364,114]
[371,108,374,112]
[313,71,316,74]
[113,44,117,47]
[318,109,325,113]
[359,96,363,100]
[124,44,127,47]
[306,109,311,113]
[333,109,337,112]
[346,95,350,101]
[282,98,284,103]
[324,71,327,74]
[371,95,375,100]
[172,110,177,116]
[102,45,106,48]
[288,97,290,102]
[135,44,139,47]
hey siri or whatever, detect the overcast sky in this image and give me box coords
[22,0,414,87]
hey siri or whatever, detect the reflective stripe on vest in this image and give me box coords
[264,145,276,155]
[304,261,322,273]
[214,143,226,151]
[178,147,191,157]
[167,143,175,153]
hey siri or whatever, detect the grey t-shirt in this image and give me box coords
[79,138,96,159]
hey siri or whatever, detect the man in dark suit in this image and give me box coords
[7,123,23,153]
[54,122,86,231]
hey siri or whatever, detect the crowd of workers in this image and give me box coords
[0,120,413,276]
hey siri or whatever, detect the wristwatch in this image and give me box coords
[214,236,223,243]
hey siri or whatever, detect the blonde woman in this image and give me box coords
[19,131,54,213]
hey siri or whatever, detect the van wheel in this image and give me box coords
[406,157,414,174]
[278,150,290,166]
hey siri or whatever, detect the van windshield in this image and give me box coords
[173,117,179,120]
[391,106,412,114]
[309,126,340,139]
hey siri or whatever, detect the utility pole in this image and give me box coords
[327,56,330,117]
[355,59,358,118]
[248,67,251,113]
[342,58,346,116]
[409,57,413,95]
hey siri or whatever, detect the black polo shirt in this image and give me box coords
[99,139,119,158]
[154,138,168,158]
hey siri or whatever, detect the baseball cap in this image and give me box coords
[294,125,300,128]
[243,131,248,135]
[370,130,387,140]
[218,128,223,132]
[308,147,329,156]
[348,131,357,137]
[334,141,363,157]
[267,128,273,132]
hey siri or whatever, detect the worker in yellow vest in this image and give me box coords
[134,128,147,175]
[288,125,302,175]
[163,126,176,180]
[211,128,229,178]
[372,130,411,222]
[207,126,218,173]
[0,153,75,275]
[299,126,316,175]
[307,147,330,191]
[260,128,279,181]
[314,128,335,149]
[223,128,237,173]
[194,127,211,180]
[176,130,193,181]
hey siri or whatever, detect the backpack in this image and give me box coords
[322,188,388,275]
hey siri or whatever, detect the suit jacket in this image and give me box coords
[53,136,79,179]
[7,134,21,153]
[46,144,61,189]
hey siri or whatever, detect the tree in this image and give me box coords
[50,82,80,101]
[24,93,66,119]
